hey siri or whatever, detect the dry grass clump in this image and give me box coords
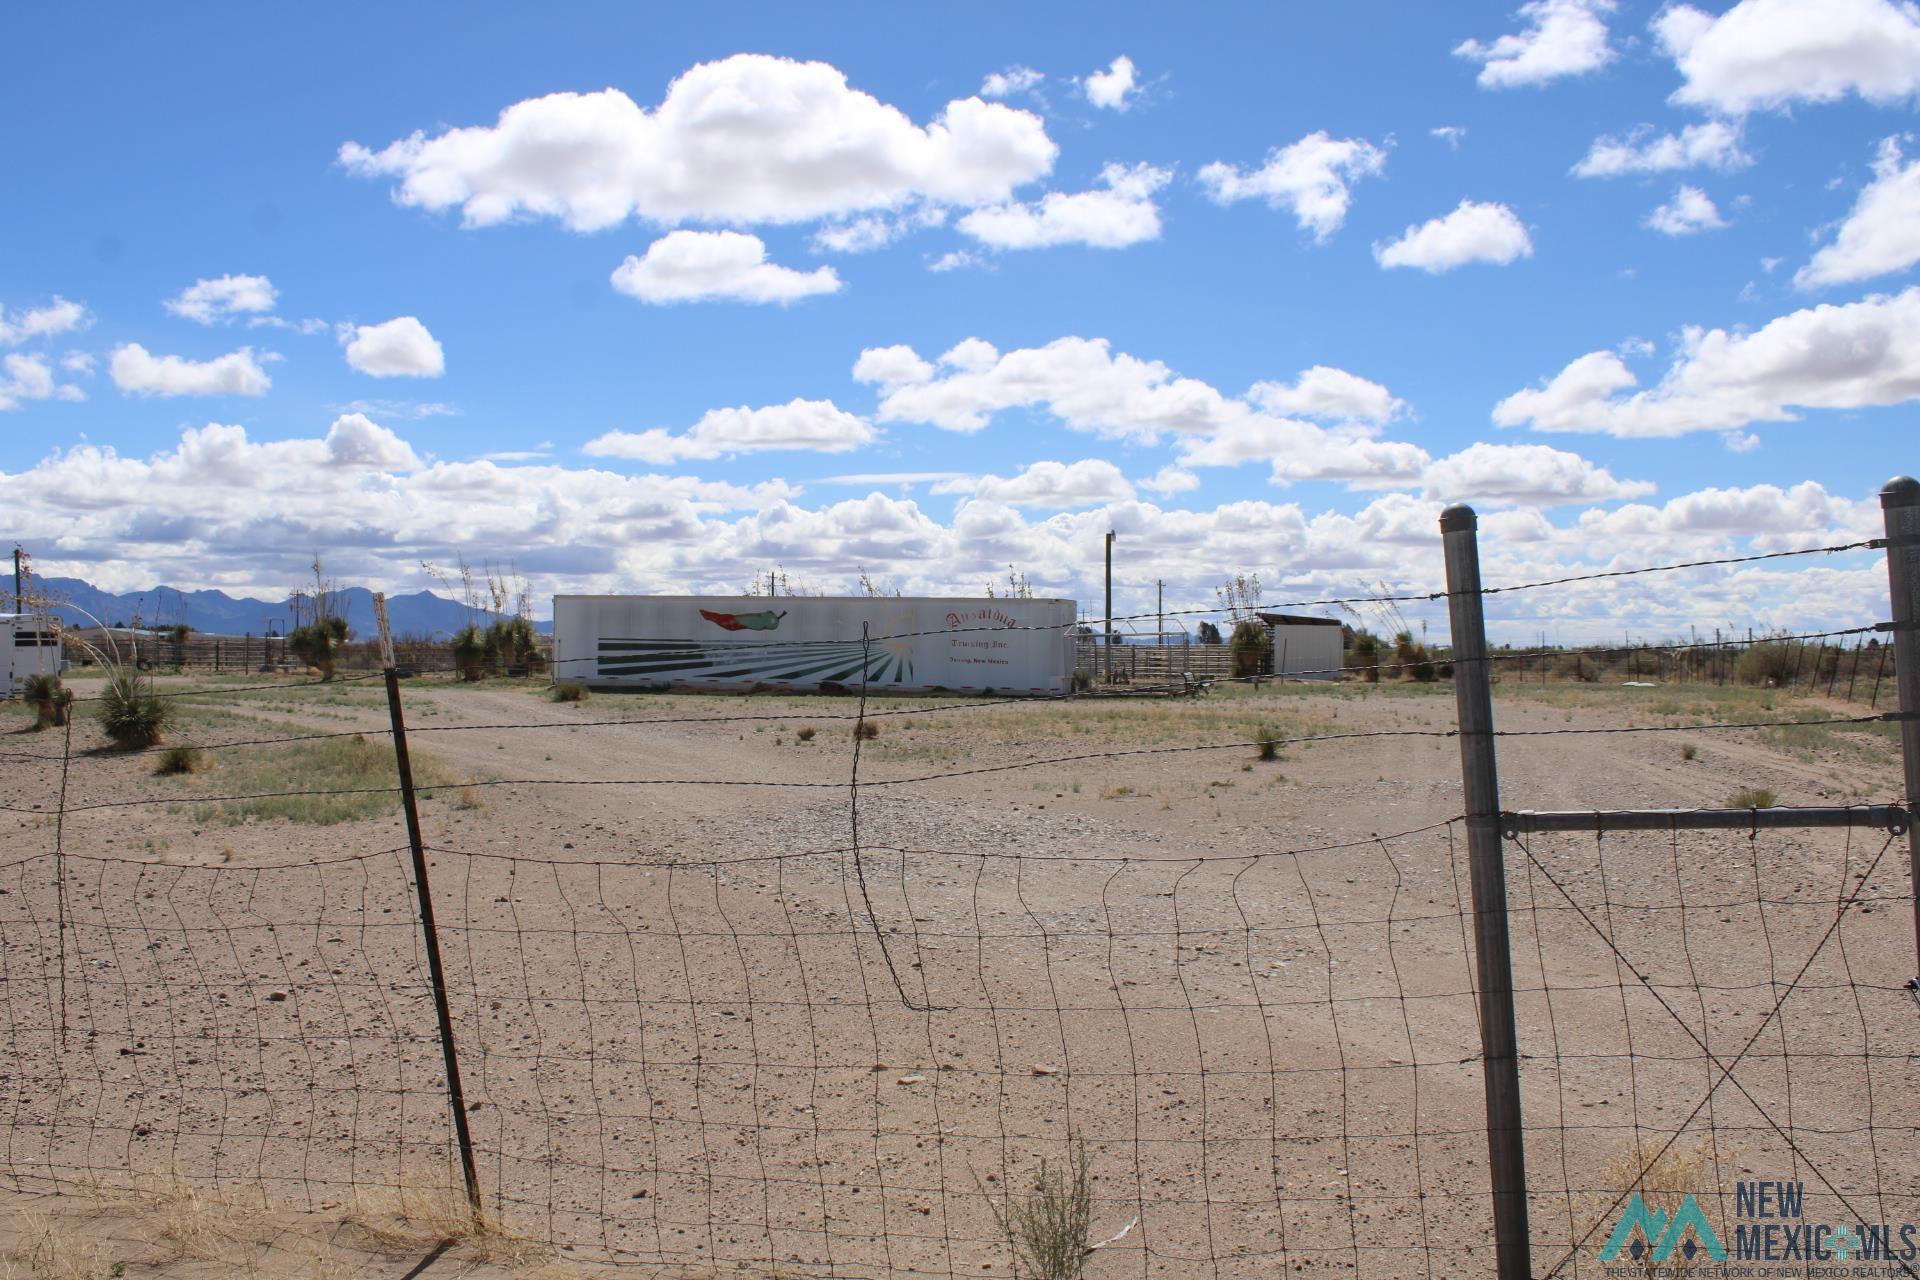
[153,746,209,777]
[853,719,880,740]
[795,725,816,742]
[347,1182,549,1268]
[1596,1137,1723,1278]
[147,1175,273,1263]
[1725,786,1776,809]
[547,681,589,703]
[2,1212,111,1280]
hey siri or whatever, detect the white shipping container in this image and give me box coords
[1,614,64,697]
[553,595,1077,695]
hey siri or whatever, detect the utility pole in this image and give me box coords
[11,546,20,611]
[1104,530,1115,684]
[1157,579,1164,647]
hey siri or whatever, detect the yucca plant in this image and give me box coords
[99,666,170,749]
[451,625,489,682]
[22,673,73,729]
[288,616,350,681]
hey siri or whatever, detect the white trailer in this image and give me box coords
[1,614,63,697]
[553,595,1077,695]
[1257,612,1344,680]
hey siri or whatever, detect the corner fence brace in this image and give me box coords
[1501,805,1913,840]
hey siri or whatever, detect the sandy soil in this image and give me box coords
[0,674,1914,1278]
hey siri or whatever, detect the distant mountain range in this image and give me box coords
[29,577,552,638]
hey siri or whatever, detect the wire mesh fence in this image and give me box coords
[0,514,1916,1276]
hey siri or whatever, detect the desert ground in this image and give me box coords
[0,670,1914,1278]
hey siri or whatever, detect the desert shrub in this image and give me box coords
[22,673,72,729]
[451,625,488,681]
[853,720,880,740]
[1229,620,1271,678]
[796,726,816,742]
[1735,641,1797,688]
[981,1140,1095,1280]
[1552,652,1596,683]
[547,681,588,703]
[1726,786,1776,809]
[1255,723,1284,762]
[99,668,171,748]
[1680,742,1698,762]
[488,616,542,674]
[1072,669,1093,693]
[1349,631,1380,683]
[288,616,350,681]
[1394,630,1436,682]
[155,746,209,776]
[1195,620,1222,646]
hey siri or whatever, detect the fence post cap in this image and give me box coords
[1439,504,1478,532]
[1881,476,1920,507]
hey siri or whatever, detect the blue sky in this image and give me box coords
[5,0,1919,641]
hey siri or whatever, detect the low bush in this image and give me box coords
[1255,723,1284,762]
[1394,631,1436,683]
[1725,786,1777,809]
[99,668,171,749]
[1735,641,1797,688]
[547,681,588,703]
[796,726,816,742]
[854,720,880,741]
[451,625,488,682]
[981,1140,1095,1280]
[155,746,210,776]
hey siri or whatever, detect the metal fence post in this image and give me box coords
[1877,478,1920,985]
[373,593,484,1219]
[1440,505,1531,1279]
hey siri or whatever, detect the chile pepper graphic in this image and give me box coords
[699,609,787,632]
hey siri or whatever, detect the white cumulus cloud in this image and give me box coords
[1456,0,1617,88]
[611,230,842,304]
[1374,200,1533,271]
[1083,55,1139,110]
[852,344,936,388]
[957,163,1170,250]
[583,398,873,464]
[343,317,445,378]
[982,66,1044,99]
[1422,442,1655,506]
[0,353,87,412]
[1247,365,1405,425]
[1573,121,1752,177]
[110,344,272,397]
[866,334,1432,488]
[165,274,278,324]
[1493,287,1920,436]
[1645,185,1728,235]
[1798,137,1920,288]
[936,459,1135,508]
[0,297,89,346]
[339,54,1057,230]
[1198,132,1389,241]
[324,412,421,470]
[1656,0,1920,114]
